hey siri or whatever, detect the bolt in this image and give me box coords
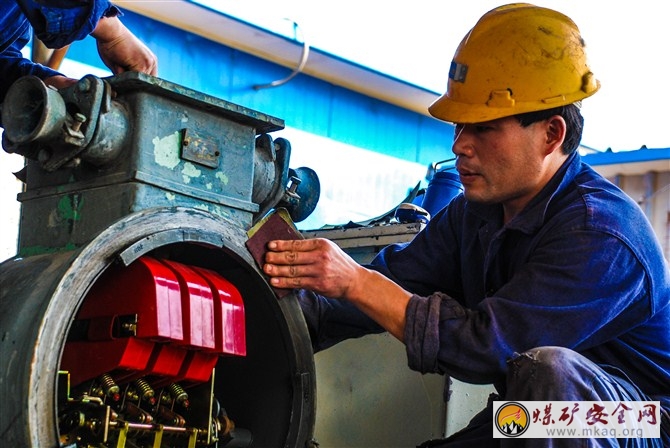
[71,113,87,132]
[122,322,137,335]
[288,176,301,194]
[87,419,99,432]
[77,78,91,93]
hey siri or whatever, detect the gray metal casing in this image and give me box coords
[16,73,284,254]
[0,74,317,448]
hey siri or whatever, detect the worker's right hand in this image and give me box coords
[264,237,412,341]
[263,238,364,300]
[91,16,158,76]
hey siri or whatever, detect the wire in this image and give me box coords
[638,183,670,206]
[253,19,309,90]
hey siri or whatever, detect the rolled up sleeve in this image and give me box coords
[404,292,465,374]
[0,32,61,102]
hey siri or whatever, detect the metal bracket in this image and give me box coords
[117,229,226,266]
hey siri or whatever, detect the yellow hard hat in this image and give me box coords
[429,3,600,124]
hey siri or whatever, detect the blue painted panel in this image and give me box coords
[64,10,454,166]
[329,88,422,161]
[232,62,335,134]
[417,116,457,165]
[582,147,670,166]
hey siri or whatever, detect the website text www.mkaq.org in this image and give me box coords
[545,427,645,438]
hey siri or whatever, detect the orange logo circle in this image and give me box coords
[495,402,530,437]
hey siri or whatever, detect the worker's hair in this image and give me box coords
[515,104,584,154]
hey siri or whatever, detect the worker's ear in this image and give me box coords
[544,115,566,155]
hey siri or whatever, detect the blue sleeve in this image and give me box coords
[370,199,467,299]
[16,0,120,49]
[294,201,467,352]
[403,228,652,385]
[0,1,121,103]
[295,289,384,352]
[0,31,61,103]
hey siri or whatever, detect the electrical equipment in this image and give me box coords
[0,73,318,447]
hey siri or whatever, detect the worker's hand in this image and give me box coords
[263,238,365,300]
[43,75,78,90]
[264,237,413,341]
[91,16,158,76]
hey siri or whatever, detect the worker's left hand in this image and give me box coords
[43,75,78,90]
[91,16,158,76]
[263,238,364,299]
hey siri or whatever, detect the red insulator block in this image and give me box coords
[61,256,246,388]
[159,260,216,351]
[193,266,246,356]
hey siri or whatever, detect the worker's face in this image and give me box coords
[452,116,557,220]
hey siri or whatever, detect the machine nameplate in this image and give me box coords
[181,128,221,168]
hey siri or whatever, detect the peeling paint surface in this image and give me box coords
[57,195,83,221]
[19,242,77,257]
[181,162,202,184]
[47,209,60,228]
[153,132,181,169]
[165,192,177,201]
[215,171,229,185]
[210,205,232,220]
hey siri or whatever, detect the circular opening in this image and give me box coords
[3,78,47,143]
[1,209,314,448]
[56,242,307,447]
[3,76,68,145]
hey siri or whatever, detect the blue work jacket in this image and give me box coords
[297,152,670,409]
[0,0,117,103]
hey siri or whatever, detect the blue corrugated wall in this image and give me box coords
[64,10,455,167]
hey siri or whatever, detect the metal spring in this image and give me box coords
[133,378,156,404]
[168,383,190,408]
[98,373,120,401]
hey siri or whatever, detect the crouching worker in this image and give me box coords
[263,3,670,447]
